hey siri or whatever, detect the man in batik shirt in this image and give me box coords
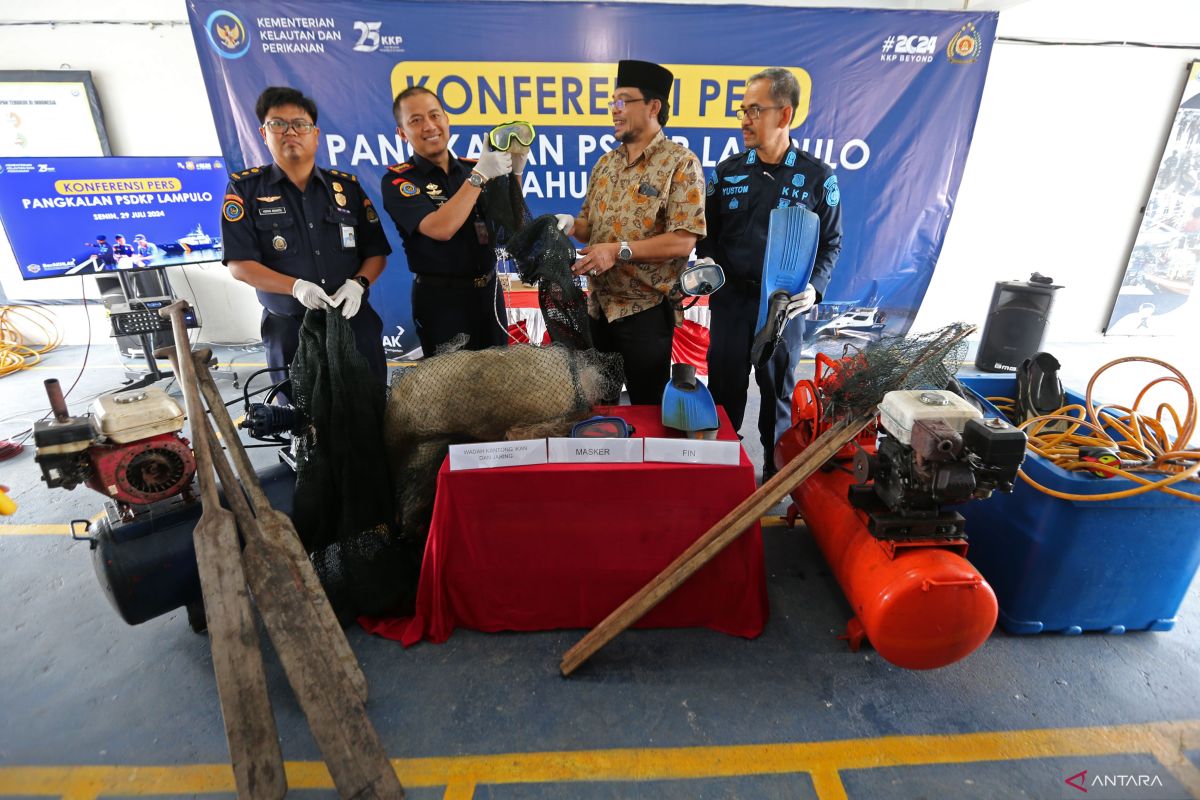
[559,59,706,404]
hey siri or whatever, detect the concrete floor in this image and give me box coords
[1,335,1199,799]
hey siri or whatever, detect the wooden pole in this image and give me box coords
[560,412,874,676]
[159,303,286,798]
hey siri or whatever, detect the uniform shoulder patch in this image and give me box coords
[387,163,414,175]
[398,180,420,197]
[823,174,840,207]
[222,193,245,222]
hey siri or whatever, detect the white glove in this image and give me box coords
[785,283,817,321]
[554,213,575,235]
[330,278,365,319]
[472,150,512,182]
[694,256,716,268]
[291,278,334,311]
[509,150,527,175]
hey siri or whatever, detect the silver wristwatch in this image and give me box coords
[618,241,633,261]
[467,170,486,189]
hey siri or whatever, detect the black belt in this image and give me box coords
[414,272,493,289]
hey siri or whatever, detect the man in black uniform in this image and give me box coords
[221,86,392,392]
[696,68,843,479]
[381,86,513,356]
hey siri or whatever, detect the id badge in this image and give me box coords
[473,219,489,245]
[340,224,356,249]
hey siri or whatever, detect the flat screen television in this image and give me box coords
[0,156,227,280]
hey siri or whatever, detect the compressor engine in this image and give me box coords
[849,390,1027,539]
[775,355,1028,670]
[33,378,196,513]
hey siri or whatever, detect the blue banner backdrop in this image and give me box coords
[186,1,995,356]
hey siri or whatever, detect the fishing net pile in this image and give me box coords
[384,340,624,549]
[289,311,418,621]
[818,323,975,421]
[480,134,592,351]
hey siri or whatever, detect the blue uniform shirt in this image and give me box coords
[220,163,391,315]
[697,144,842,300]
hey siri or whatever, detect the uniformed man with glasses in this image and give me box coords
[557,59,707,404]
[695,68,843,481]
[221,86,392,396]
[381,86,514,357]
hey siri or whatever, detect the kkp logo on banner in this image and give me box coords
[352,20,404,53]
[205,9,251,59]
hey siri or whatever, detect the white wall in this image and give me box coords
[1,0,1198,349]
[913,1,1200,342]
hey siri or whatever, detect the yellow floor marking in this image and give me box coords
[1,720,1197,798]
[1,512,104,537]
[0,524,76,536]
[441,779,478,800]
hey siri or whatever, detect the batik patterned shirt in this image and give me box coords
[580,130,706,322]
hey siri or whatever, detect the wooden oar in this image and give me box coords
[195,395,405,800]
[181,346,368,703]
[160,303,403,798]
[159,306,286,798]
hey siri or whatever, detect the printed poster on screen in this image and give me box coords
[0,156,227,280]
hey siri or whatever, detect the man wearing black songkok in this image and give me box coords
[556,59,706,404]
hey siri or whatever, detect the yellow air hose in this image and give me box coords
[0,305,63,377]
[987,356,1199,503]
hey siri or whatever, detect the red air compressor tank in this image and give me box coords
[774,354,1001,670]
[785,458,997,670]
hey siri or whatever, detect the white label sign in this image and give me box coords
[448,439,548,471]
[547,437,644,464]
[643,437,741,466]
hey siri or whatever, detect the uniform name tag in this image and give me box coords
[547,437,643,464]
[643,438,740,466]
[258,206,287,216]
[340,224,356,248]
[448,439,547,471]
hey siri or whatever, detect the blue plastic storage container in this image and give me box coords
[957,374,1200,635]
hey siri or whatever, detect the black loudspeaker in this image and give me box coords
[974,273,1062,373]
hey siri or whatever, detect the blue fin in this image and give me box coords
[755,206,820,333]
[661,363,720,435]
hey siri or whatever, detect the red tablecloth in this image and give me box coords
[362,405,768,646]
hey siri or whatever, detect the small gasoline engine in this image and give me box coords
[775,354,1027,670]
[32,375,301,630]
[33,378,208,628]
[34,378,196,512]
[849,390,1027,538]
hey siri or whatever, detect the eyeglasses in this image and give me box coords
[607,97,647,112]
[262,119,316,135]
[735,105,783,121]
[488,121,536,151]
